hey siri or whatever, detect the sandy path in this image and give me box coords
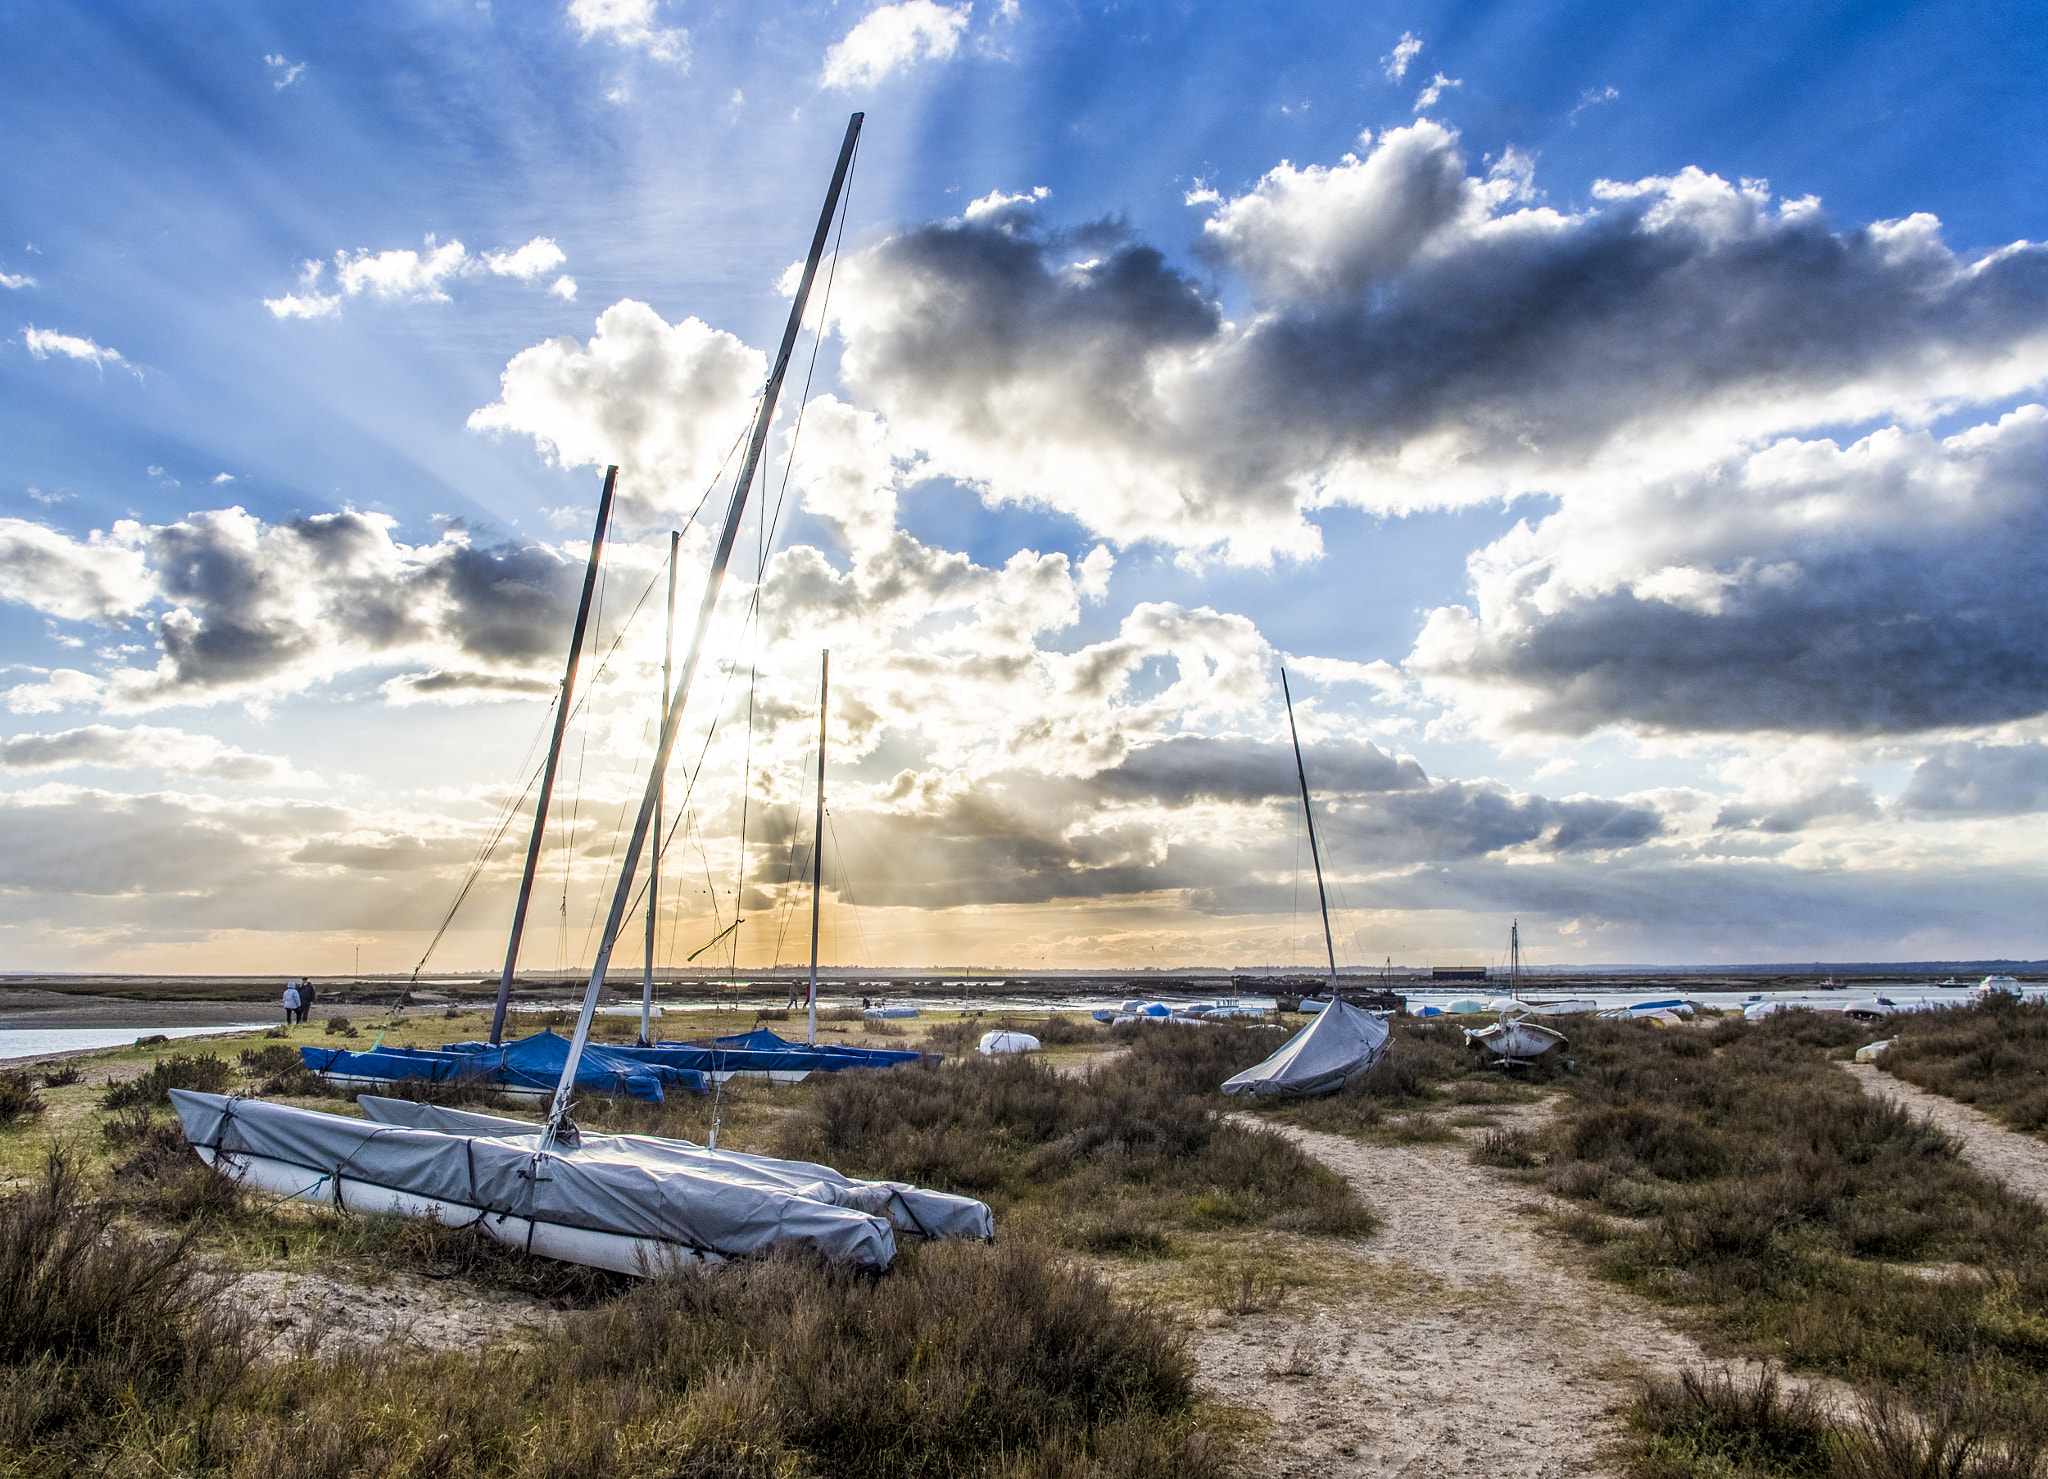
[228,1268,562,1362]
[1846,1063,2048,1203]
[1193,1103,1719,1478]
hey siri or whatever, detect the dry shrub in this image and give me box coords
[1837,1380,2048,1479]
[0,1073,44,1125]
[777,1025,1375,1243]
[0,1151,248,1471]
[102,1054,232,1112]
[37,1065,82,1089]
[1472,1127,1543,1169]
[111,1124,246,1224]
[238,1044,301,1076]
[1624,1365,1833,1478]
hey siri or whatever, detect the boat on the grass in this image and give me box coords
[978,1031,1039,1054]
[1221,998,1391,1098]
[863,1004,919,1019]
[302,1030,701,1102]
[172,1088,987,1275]
[1595,998,1696,1019]
[356,1095,991,1241]
[1464,1009,1566,1065]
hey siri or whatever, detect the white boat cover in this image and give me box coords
[171,1090,917,1269]
[1465,1018,1566,1058]
[1219,999,1390,1098]
[978,1031,1040,1054]
[355,1095,993,1242]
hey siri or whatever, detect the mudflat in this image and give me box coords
[0,988,284,1031]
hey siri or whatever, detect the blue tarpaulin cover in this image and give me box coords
[303,1031,702,1103]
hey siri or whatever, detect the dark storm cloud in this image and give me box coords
[1409,409,2048,737]
[833,123,2048,557]
[1899,743,2048,815]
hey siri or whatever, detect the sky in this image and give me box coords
[3,0,2047,977]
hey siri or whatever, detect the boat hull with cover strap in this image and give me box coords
[355,1095,993,1241]
[300,1031,703,1102]
[1219,999,1392,1098]
[171,1090,911,1274]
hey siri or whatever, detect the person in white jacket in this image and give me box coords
[281,981,302,1026]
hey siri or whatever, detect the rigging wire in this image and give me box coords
[825,810,875,970]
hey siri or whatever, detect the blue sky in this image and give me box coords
[4,0,2047,975]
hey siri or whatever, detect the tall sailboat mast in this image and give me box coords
[488,466,616,1046]
[639,530,680,1047]
[542,113,864,1144]
[806,649,828,1047]
[1510,918,1521,1000]
[1282,669,1339,989]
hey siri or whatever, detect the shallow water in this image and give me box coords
[0,1022,266,1063]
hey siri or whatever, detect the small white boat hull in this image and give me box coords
[1465,1019,1566,1063]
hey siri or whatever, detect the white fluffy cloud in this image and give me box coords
[0,272,35,290]
[1382,32,1421,82]
[264,236,570,318]
[821,1,972,89]
[468,299,766,520]
[825,121,2048,562]
[567,0,688,62]
[22,328,125,369]
[0,517,152,621]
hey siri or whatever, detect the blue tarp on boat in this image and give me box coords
[303,1031,702,1103]
[701,1028,928,1068]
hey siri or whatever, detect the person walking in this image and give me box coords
[299,977,318,1022]
[281,980,302,1027]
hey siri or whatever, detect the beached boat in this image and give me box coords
[1464,1008,1566,1065]
[181,116,943,1278]
[171,1085,989,1276]
[1216,671,1391,1097]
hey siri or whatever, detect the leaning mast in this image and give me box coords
[1282,669,1340,990]
[541,113,864,1144]
[488,467,616,1046]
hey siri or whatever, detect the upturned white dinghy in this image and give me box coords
[1464,1008,1566,1066]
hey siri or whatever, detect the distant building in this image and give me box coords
[1430,967,1488,982]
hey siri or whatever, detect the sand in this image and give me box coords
[228,1267,561,1362]
[1847,1061,2048,1204]
[1191,1100,1729,1478]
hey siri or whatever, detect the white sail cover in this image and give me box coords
[1219,999,1391,1098]
[355,1095,993,1242]
[171,1090,924,1270]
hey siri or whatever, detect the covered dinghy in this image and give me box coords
[1219,999,1391,1098]
[356,1095,993,1242]
[171,1090,901,1274]
[303,1031,699,1103]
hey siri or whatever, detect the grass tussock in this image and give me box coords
[1624,1366,1834,1478]
[102,1053,234,1112]
[0,1073,45,1126]
[0,1152,1237,1478]
[776,1023,1375,1248]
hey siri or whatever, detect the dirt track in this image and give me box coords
[1847,1062,2048,1204]
[1193,1103,1721,1478]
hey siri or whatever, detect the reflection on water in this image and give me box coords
[0,1023,266,1062]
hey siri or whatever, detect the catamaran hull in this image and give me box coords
[192,1143,719,1277]
[312,1067,806,1095]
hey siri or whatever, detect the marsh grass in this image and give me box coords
[1529,1011,2048,1476]
[0,1073,44,1125]
[102,1053,233,1112]
[1624,1366,1834,1479]
[776,1024,1375,1247]
[1882,998,2048,1135]
[0,1152,1237,1478]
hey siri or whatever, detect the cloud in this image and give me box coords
[567,0,688,62]
[22,327,125,369]
[821,0,972,89]
[482,237,567,280]
[0,272,34,290]
[0,507,612,710]
[1382,32,1421,82]
[1900,743,2048,816]
[0,724,302,781]
[549,275,577,300]
[1570,84,1619,122]
[468,299,765,521]
[212,473,235,483]
[0,517,152,622]
[5,669,105,715]
[823,121,2048,562]
[1407,408,2048,737]
[264,53,306,89]
[265,236,571,318]
[1413,72,1460,111]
